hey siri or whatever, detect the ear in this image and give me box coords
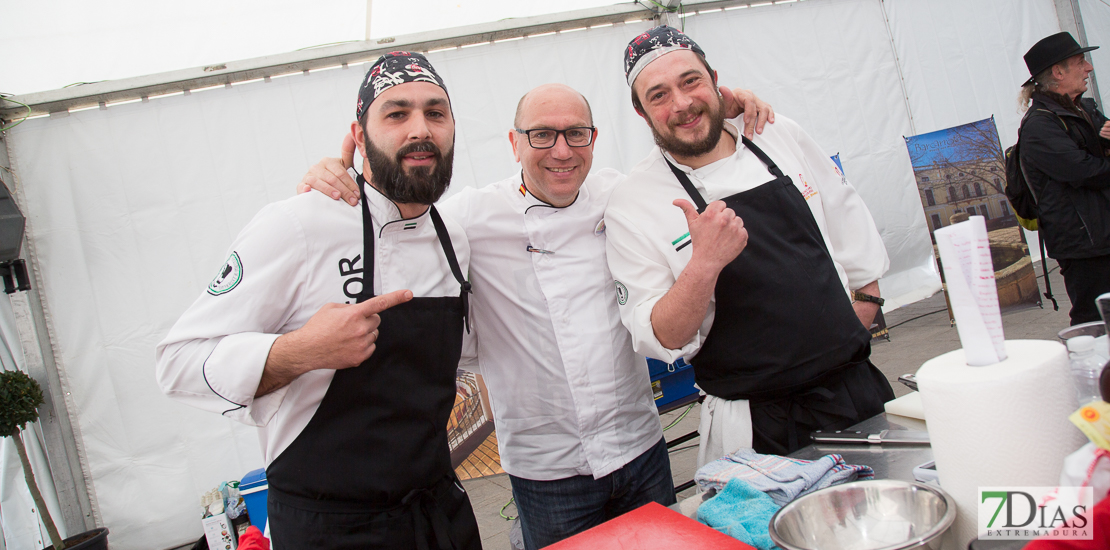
[1051,64,1066,81]
[631,92,646,120]
[351,121,367,159]
[510,129,523,163]
[588,126,600,151]
[711,69,719,87]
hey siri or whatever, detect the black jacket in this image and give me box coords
[1019,92,1110,259]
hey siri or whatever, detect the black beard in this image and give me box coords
[363,136,454,205]
[648,95,727,158]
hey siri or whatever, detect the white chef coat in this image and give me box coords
[604,114,889,364]
[440,170,662,481]
[155,184,470,465]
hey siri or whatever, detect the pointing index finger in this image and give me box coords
[357,289,413,316]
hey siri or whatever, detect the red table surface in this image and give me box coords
[545,502,756,550]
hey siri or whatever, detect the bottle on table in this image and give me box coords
[1068,335,1103,406]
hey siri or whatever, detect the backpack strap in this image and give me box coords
[1017,109,1068,208]
[1038,232,1059,311]
[1017,109,1064,312]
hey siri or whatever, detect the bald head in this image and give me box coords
[514,83,594,129]
[508,83,598,208]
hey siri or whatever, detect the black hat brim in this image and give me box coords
[1023,45,1099,86]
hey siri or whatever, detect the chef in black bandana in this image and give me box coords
[606,27,896,462]
[157,52,481,549]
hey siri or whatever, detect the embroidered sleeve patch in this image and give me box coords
[615,281,629,305]
[672,232,692,252]
[207,252,243,296]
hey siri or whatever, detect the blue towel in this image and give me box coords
[697,478,780,550]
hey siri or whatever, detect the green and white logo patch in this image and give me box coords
[672,232,692,252]
[207,252,243,296]
[615,281,629,305]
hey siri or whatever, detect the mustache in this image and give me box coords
[396,140,443,159]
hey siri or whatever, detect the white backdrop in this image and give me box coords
[1081,0,1110,110]
[4,0,1099,547]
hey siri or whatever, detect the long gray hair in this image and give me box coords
[1018,66,1059,112]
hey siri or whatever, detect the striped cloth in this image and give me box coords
[694,448,874,507]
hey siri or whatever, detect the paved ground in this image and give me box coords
[462,261,1076,549]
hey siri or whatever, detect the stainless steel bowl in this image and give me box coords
[1058,321,1106,343]
[768,480,955,550]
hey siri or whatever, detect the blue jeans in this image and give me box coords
[508,437,676,549]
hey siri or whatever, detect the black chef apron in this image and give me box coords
[266,179,480,550]
[665,137,894,456]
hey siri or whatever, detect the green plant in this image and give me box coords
[0,370,65,549]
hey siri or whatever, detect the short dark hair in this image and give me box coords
[631,54,717,115]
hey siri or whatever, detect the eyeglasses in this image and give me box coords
[514,127,596,149]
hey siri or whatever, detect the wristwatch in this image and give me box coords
[852,291,885,307]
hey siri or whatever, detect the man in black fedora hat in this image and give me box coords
[1017,31,1110,325]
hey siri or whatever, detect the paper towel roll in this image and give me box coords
[917,340,1086,550]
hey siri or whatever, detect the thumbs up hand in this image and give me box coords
[674,199,748,273]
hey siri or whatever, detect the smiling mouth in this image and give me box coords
[546,167,575,173]
[674,112,703,129]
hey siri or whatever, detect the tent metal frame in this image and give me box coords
[0,0,1103,540]
[0,0,777,121]
[0,137,97,535]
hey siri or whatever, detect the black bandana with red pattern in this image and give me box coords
[624,26,706,86]
[355,51,448,120]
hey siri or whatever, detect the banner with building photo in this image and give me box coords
[904,117,1042,318]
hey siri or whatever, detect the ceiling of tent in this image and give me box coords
[0,0,624,96]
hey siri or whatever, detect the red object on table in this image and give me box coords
[1023,496,1110,550]
[236,526,270,550]
[545,502,756,549]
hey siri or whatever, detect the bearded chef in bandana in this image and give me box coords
[605,26,895,463]
[157,52,481,550]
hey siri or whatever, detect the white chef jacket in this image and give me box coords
[440,170,662,481]
[604,114,889,364]
[156,185,470,465]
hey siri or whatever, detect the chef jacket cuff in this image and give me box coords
[632,296,702,364]
[202,332,283,423]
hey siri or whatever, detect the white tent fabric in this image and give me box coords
[683,0,940,307]
[887,0,1068,261]
[0,296,65,550]
[1081,0,1110,110]
[1,0,1088,547]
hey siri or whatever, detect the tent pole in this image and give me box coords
[1055,0,1102,106]
[658,0,684,28]
[365,0,374,41]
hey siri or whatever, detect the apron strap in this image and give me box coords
[354,174,471,331]
[662,135,785,214]
[739,136,786,178]
[750,382,859,454]
[429,206,472,333]
[402,486,456,550]
[782,387,857,452]
[356,172,377,304]
[663,157,708,213]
